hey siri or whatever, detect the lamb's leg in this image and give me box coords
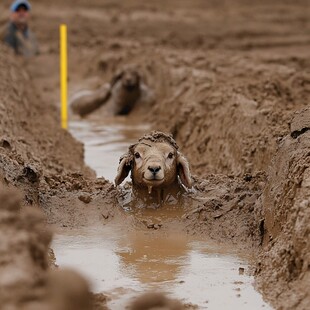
[71,83,111,117]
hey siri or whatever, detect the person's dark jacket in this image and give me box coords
[3,22,38,56]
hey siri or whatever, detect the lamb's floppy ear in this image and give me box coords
[177,152,192,189]
[114,153,132,186]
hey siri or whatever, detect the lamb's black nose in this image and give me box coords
[148,165,161,174]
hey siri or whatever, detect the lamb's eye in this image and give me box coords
[134,152,141,159]
[168,152,174,159]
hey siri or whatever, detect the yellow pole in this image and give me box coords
[60,24,68,129]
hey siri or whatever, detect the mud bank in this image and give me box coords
[0,43,120,227]
[255,110,310,309]
[85,43,310,177]
[0,188,109,310]
[0,44,112,308]
[0,43,92,202]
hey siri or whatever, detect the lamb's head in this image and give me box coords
[112,67,140,92]
[115,132,192,192]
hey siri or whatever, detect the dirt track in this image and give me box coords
[0,0,310,309]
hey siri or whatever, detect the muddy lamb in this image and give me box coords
[109,67,142,115]
[115,131,192,202]
[71,67,153,117]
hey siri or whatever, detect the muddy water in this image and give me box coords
[53,117,271,309]
[53,224,270,309]
[69,117,150,180]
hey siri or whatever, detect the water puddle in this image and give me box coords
[69,117,150,181]
[52,117,272,309]
[53,223,270,309]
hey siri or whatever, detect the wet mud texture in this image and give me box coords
[0,45,113,308]
[0,0,310,309]
[0,43,118,227]
[255,111,310,309]
[0,188,108,310]
[0,43,93,203]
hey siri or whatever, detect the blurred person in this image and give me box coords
[2,0,38,56]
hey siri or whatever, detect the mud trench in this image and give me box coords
[51,116,270,309]
[1,0,309,309]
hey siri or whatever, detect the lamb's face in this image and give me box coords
[131,141,177,188]
[121,69,140,91]
[115,135,193,192]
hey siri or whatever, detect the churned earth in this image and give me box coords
[0,0,309,309]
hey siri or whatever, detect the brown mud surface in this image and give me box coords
[0,0,310,309]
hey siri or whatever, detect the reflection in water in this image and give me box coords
[53,224,271,310]
[53,202,270,309]
[117,231,189,284]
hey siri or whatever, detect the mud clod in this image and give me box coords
[79,193,92,204]
[137,131,179,150]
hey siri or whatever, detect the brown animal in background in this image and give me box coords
[110,67,142,115]
[70,84,111,117]
[115,131,192,203]
[70,67,149,117]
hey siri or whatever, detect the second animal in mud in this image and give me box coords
[70,67,154,117]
